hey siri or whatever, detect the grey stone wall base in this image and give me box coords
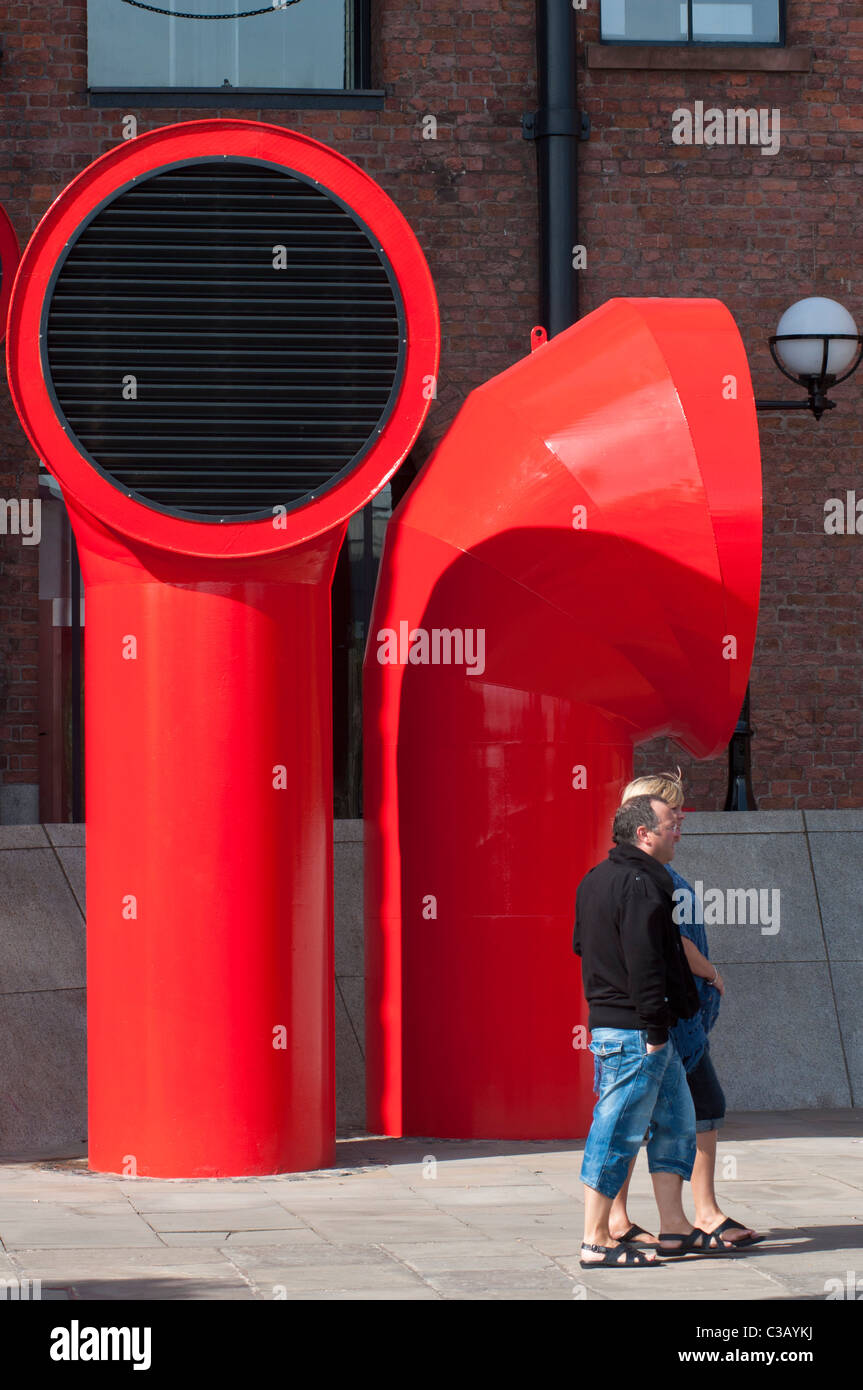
[0,784,40,826]
[673,812,859,1109]
[0,813,858,1158]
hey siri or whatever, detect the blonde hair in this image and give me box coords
[620,767,685,810]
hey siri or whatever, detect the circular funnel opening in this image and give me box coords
[41,159,405,522]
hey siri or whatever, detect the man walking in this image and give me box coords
[573,794,700,1267]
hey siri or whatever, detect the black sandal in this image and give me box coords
[579,1241,661,1268]
[708,1217,765,1248]
[659,1226,748,1256]
[616,1223,663,1251]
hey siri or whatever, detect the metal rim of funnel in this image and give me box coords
[39,155,409,528]
[7,119,440,559]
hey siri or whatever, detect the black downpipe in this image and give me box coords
[724,687,758,811]
[535,0,581,335]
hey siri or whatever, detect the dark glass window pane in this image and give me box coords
[87,0,348,89]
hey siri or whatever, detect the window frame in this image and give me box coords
[86,0,378,107]
[600,0,786,48]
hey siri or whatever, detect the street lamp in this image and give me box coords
[756,295,863,421]
[727,296,863,810]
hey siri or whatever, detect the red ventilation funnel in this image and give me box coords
[7,119,439,1176]
[364,297,761,1140]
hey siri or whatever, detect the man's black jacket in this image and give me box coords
[573,842,699,1045]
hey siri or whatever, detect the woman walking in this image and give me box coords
[606,770,764,1254]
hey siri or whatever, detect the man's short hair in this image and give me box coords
[612,795,659,846]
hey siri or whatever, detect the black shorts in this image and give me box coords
[686,1041,726,1131]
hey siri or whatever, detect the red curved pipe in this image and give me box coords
[364,297,762,1139]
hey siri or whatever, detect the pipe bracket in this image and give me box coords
[521,108,591,140]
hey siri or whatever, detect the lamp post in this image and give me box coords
[756,296,863,420]
[726,296,863,810]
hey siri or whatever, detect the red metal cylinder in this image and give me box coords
[75,506,342,1176]
[364,297,762,1139]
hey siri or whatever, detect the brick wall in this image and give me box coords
[576,2,863,809]
[0,0,861,810]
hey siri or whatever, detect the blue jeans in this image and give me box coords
[580,1027,697,1198]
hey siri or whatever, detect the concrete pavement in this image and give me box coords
[0,1109,860,1300]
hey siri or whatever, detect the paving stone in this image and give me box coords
[379,1240,554,1272]
[0,1201,163,1249]
[422,1267,576,1295]
[302,1219,475,1243]
[414,1184,560,1206]
[227,1242,404,1267]
[123,1189,281,1212]
[157,1232,233,1247]
[221,1228,330,1247]
[593,1284,777,1302]
[10,1248,256,1300]
[299,1185,412,1203]
[276,1289,443,1300]
[445,1287,576,1301]
[400,1167,554,1187]
[244,1266,428,1291]
[223,1251,426,1293]
[142,1205,307,1232]
[0,1179,126,1203]
[0,1113,858,1299]
[810,1155,863,1185]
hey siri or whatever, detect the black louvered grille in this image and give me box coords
[43,161,404,519]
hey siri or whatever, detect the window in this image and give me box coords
[87,0,368,91]
[601,0,783,44]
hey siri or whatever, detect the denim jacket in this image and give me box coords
[667,866,721,1073]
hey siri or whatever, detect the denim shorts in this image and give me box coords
[580,1027,696,1198]
[686,1041,726,1132]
